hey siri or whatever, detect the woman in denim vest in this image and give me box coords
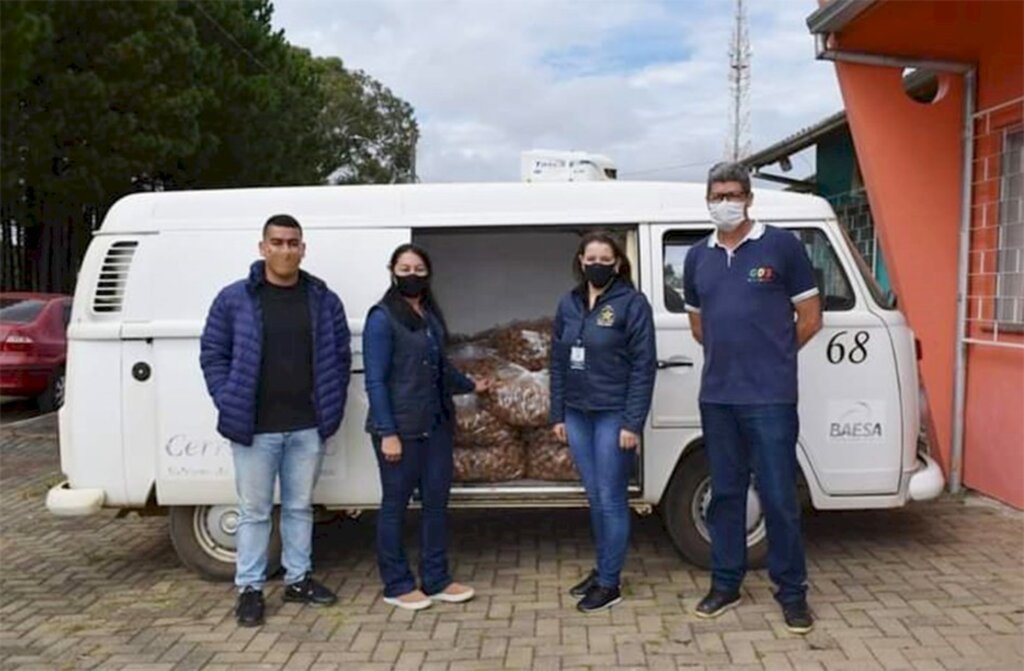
[549,231,657,612]
[363,243,491,610]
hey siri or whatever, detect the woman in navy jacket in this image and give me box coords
[363,243,490,611]
[550,231,657,612]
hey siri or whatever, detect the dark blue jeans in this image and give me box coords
[565,408,634,589]
[373,423,454,598]
[700,403,807,605]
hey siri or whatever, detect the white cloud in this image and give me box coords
[272,0,841,183]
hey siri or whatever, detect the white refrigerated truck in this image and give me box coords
[47,181,944,579]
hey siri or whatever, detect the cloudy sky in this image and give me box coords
[272,0,843,184]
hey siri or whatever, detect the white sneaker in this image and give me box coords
[428,583,475,603]
[383,590,433,611]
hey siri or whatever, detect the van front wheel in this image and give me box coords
[661,448,768,570]
[168,505,281,582]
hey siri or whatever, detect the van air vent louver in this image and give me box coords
[92,240,139,313]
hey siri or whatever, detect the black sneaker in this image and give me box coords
[782,601,814,634]
[694,589,741,619]
[235,588,265,627]
[569,570,598,599]
[283,574,337,607]
[576,584,622,613]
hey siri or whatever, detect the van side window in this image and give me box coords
[791,228,856,311]
[662,227,855,313]
[662,230,711,313]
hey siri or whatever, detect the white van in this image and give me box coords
[47,181,944,580]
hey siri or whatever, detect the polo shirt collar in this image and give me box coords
[708,220,764,250]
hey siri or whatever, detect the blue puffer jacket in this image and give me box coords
[199,261,352,446]
[549,278,657,434]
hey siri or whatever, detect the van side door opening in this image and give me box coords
[412,225,643,500]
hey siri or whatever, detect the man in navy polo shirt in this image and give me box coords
[683,162,823,634]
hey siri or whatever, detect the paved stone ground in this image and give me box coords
[0,399,43,425]
[1,420,1022,671]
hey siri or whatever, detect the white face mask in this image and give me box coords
[708,201,746,232]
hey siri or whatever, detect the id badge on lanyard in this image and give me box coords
[570,342,586,370]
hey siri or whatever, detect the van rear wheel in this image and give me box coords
[168,505,281,582]
[661,448,768,570]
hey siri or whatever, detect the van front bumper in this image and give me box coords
[908,454,945,501]
[46,480,105,516]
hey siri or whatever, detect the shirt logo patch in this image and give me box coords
[747,266,776,283]
[597,305,616,327]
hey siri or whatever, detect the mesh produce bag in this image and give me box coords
[453,443,526,482]
[447,341,502,380]
[453,395,518,449]
[522,428,580,481]
[491,318,554,371]
[486,363,550,428]
[446,318,554,480]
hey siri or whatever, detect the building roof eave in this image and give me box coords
[806,0,878,35]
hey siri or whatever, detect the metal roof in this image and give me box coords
[741,111,848,170]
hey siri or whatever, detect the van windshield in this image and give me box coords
[839,226,896,310]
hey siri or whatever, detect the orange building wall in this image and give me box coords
[826,0,1024,507]
[832,65,963,475]
[964,346,1024,507]
[963,99,1024,508]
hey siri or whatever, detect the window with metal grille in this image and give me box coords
[997,127,1024,326]
[92,240,139,313]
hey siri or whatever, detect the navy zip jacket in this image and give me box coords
[549,278,657,434]
[199,261,352,446]
[363,302,475,439]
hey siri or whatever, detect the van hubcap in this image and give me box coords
[192,505,239,562]
[691,476,767,548]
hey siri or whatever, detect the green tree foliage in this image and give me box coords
[0,0,419,291]
[315,56,419,184]
[174,0,327,189]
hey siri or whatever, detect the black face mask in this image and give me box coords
[583,263,616,288]
[394,274,429,297]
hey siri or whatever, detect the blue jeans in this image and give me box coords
[231,428,324,590]
[565,408,634,589]
[373,423,454,597]
[700,403,807,605]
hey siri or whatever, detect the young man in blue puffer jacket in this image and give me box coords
[200,214,351,627]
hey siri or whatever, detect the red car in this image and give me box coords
[0,292,72,411]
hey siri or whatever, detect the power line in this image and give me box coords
[618,159,718,178]
[187,1,376,135]
[187,0,272,75]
